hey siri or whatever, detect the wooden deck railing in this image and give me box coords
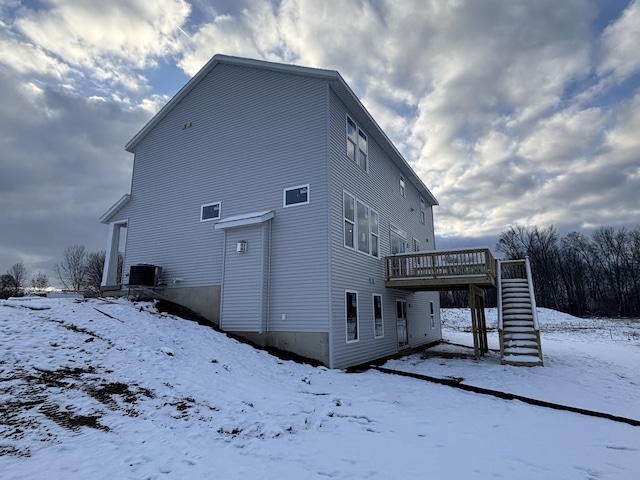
[385,248,497,282]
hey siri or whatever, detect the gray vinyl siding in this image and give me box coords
[327,90,438,369]
[124,63,330,330]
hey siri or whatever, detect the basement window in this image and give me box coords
[201,202,221,222]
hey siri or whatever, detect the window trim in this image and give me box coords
[343,191,356,250]
[373,294,384,339]
[283,184,310,208]
[346,115,369,172]
[345,290,359,343]
[430,301,436,329]
[399,175,406,198]
[200,202,221,222]
[343,190,379,258]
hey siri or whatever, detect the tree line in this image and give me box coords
[441,225,640,318]
[496,225,640,318]
[0,245,121,299]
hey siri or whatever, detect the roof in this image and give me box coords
[99,194,130,224]
[214,210,275,229]
[125,54,438,206]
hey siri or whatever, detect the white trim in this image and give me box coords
[214,210,275,230]
[389,223,407,239]
[343,190,356,250]
[283,184,310,208]
[100,194,130,224]
[200,202,221,222]
[344,190,379,258]
[345,114,369,172]
[373,293,384,339]
[345,290,359,344]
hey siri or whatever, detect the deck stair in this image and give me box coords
[498,258,543,366]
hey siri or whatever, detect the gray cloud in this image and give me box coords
[1,0,639,283]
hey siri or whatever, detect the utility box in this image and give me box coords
[128,264,162,287]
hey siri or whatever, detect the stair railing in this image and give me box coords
[524,256,539,331]
[496,259,503,332]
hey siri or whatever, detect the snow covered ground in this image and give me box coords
[1,298,639,479]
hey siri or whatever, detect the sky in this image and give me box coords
[1,0,639,284]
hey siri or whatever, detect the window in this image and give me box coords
[371,211,379,257]
[413,238,421,252]
[284,184,309,207]
[430,301,436,329]
[347,117,357,163]
[373,294,383,338]
[399,175,406,197]
[358,130,368,171]
[344,192,355,249]
[201,202,221,222]
[357,201,369,254]
[346,116,368,171]
[390,224,407,254]
[344,191,379,257]
[346,291,359,342]
[420,197,426,224]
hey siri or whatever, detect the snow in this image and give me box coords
[1,299,639,479]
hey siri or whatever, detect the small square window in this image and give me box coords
[284,185,309,207]
[201,202,221,222]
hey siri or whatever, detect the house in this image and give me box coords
[100,54,442,369]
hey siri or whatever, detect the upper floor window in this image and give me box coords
[346,116,368,171]
[201,202,221,222]
[344,191,379,257]
[413,238,421,252]
[420,197,426,224]
[399,175,406,197]
[284,184,309,207]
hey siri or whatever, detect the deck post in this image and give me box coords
[469,285,488,357]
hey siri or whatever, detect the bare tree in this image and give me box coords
[85,251,106,295]
[54,245,87,292]
[7,262,28,294]
[30,271,50,291]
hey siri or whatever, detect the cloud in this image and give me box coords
[1,0,639,280]
[599,0,640,81]
[0,66,156,280]
[9,0,192,95]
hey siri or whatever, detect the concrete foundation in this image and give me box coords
[161,285,221,328]
[230,331,330,366]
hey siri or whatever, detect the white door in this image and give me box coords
[397,300,408,348]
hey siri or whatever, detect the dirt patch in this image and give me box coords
[0,364,156,457]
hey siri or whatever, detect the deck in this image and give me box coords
[385,248,497,291]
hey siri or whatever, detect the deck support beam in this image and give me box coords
[469,285,488,358]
